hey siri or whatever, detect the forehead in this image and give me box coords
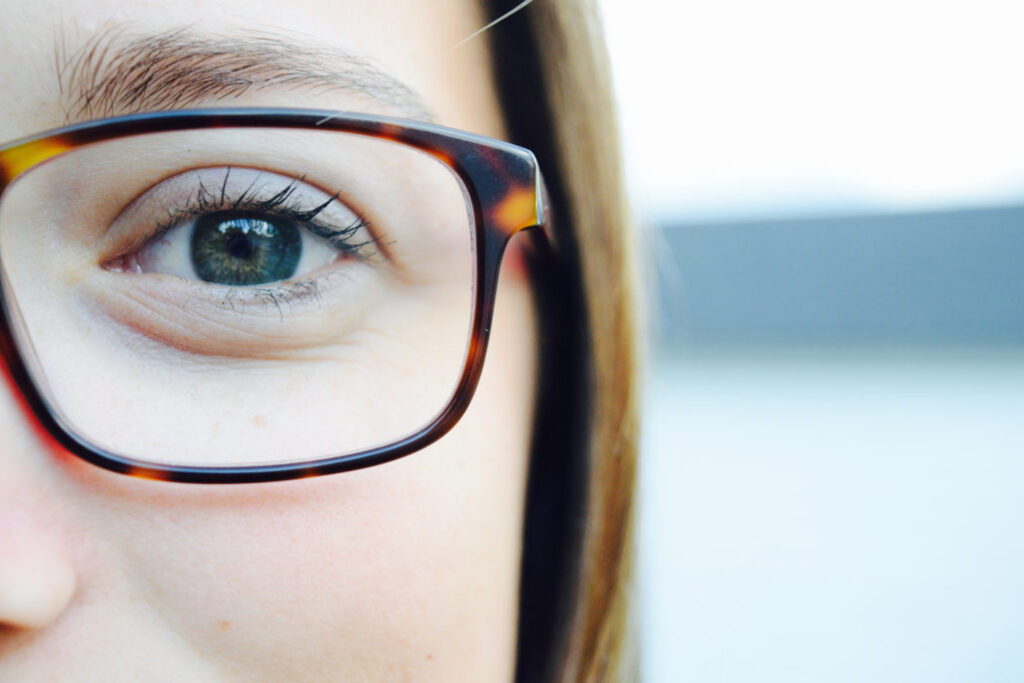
[0,0,504,141]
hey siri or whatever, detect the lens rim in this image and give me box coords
[0,108,549,483]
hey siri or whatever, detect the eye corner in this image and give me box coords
[101,254,141,274]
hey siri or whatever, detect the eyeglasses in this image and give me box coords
[0,108,551,483]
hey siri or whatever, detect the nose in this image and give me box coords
[0,510,76,630]
[0,351,77,631]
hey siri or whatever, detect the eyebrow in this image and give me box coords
[54,25,436,123]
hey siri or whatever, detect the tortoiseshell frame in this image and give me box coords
[0,108,551,483]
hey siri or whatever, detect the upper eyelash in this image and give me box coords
[150,167,380,257]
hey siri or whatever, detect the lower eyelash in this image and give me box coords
[218,279,326,317]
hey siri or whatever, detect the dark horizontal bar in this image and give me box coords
[652,204,1024,346]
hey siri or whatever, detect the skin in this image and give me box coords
[0,1,538,681]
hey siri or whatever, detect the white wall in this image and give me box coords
[600,0,1024,223]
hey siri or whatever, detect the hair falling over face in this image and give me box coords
[482,1,641,681]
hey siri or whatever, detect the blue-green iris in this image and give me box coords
[191,212,301,285]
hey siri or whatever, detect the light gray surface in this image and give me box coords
[640,350,1024,682]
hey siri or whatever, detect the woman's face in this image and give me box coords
[0,1,537,680]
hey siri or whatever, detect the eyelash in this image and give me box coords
[149,168,378,259]
[218,277,327,317]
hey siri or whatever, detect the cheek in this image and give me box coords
[66,260,537,680]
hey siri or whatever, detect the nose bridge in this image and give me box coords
[0,137,84,471]
[0,296,67,467]
[0,287,75,501]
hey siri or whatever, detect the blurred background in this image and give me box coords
[596,0,1024,680]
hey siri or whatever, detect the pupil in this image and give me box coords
[191,213,302,286]
[226,234,255,260]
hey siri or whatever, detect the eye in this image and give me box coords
[108,167,377,286]
[0,125,480,468]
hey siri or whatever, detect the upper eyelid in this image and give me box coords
[153,169,352,236]
[109,169,382,266]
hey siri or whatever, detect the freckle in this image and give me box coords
[252,415,267,428]
[218,620,231,632]
[426,654,433,661]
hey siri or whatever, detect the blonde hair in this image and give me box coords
[485,1,640,680]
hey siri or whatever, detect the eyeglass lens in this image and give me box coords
[0,128,476,467]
